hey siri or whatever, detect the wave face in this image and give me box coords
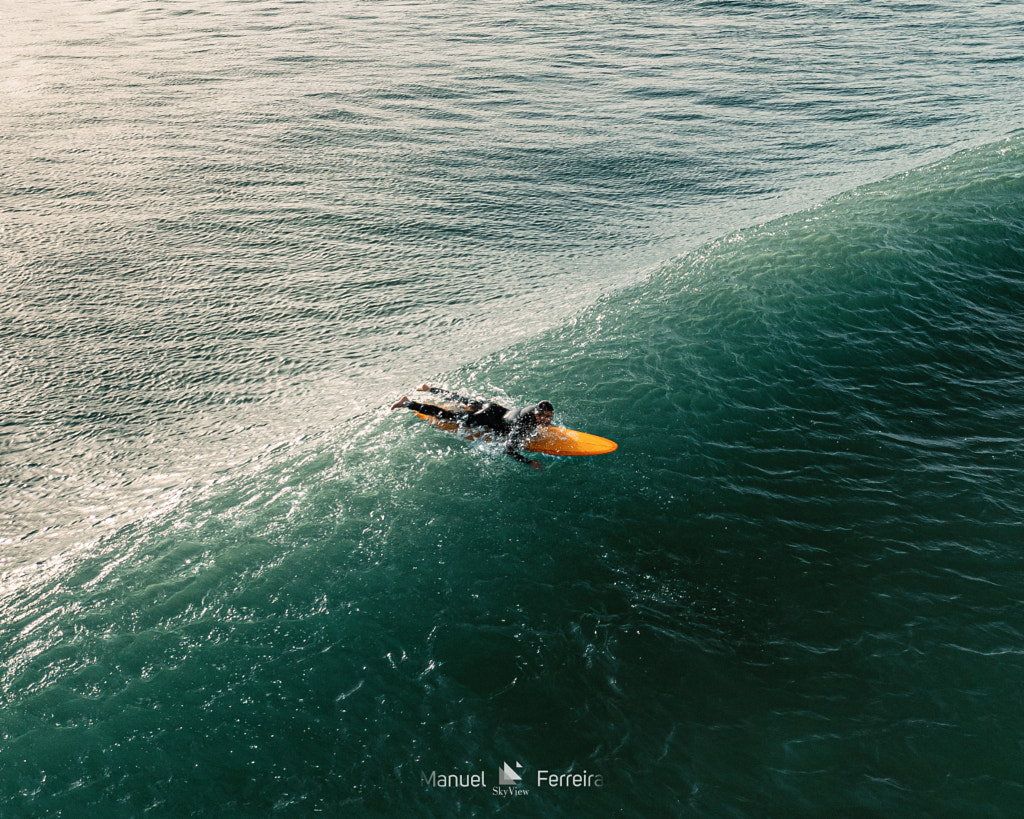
[4,137,1024,816]
[5,0,1024,557]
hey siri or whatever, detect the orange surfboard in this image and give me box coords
[413,412,617,457]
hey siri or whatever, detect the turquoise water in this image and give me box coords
[3,1,1024,816]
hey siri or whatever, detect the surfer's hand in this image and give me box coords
[416,383,431,392]
[528,459,544,471]
[391,396,411,410]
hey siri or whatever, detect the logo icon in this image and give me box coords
[498,761,523,786]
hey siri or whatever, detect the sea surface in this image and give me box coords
[2,1,1024,816]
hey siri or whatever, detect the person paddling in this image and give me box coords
[391,385,554,470]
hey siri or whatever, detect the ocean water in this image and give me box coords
[2,0,1024,816]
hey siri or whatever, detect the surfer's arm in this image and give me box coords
[504,445,528,463]
[503,438,543,470]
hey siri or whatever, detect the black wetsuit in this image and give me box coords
[405,387,544,463]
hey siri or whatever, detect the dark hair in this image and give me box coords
[536,401,554,413]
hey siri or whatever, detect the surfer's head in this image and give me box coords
[529,401,554,427]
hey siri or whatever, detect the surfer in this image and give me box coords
[391,385,554,470]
